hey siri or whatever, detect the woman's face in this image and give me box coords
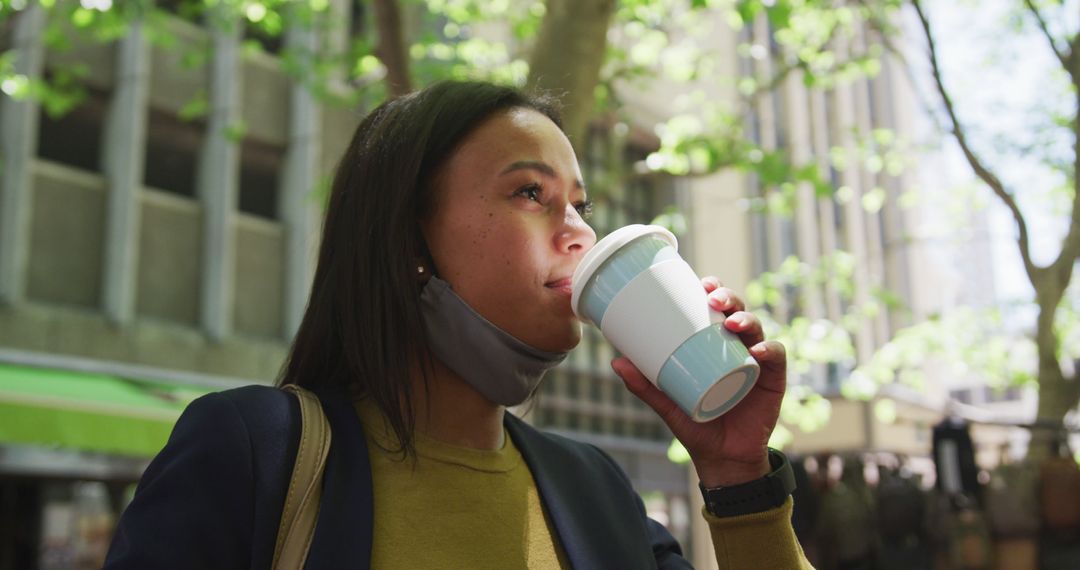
[423,107,597,353]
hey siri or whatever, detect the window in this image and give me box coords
[243,23,284,55]
[825,362,842,394]
[157,0,203,20]
[949,388,972,405]
[37,87,108,173]
[983,385,1022,403]
[238,139,283,220]
[143,109,203,197]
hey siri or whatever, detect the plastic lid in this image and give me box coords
[571,224,678,317]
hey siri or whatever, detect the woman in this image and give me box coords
[104,81,811,568]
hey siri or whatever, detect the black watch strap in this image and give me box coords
[699,449,796,518]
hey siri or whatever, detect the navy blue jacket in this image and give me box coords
[103,385,692,569]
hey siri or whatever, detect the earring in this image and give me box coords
[417,265,426,275]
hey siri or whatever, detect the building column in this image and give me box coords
[752,15,789,320]
[280,17,321,339]
[327,0,354,87]
[101,20,150,324]
[0,5,45,306]
[875,54,915,335]
[197,15,242,341]
[852,25,891,347]
[785,71,825,321]
[785,68,830,389]
[808,88,844,324]
[831,37,874,365]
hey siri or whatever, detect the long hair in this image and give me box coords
[278,81,562,457]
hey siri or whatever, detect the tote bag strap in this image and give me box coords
[272,384,332,570]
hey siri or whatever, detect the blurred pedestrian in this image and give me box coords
[819,453,877,570]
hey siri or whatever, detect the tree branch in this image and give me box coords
[371,0,412,97]
[745,50,881,106]
[912,0,1038,280]
[859,9,952,137]
[526,0,617,151]
[744,23,841,103]
[1023,0,1071,70]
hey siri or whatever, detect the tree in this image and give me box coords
[903,0,1079,455]
[606,0,1079,458]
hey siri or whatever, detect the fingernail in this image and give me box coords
[750,344,766,356]
[728,315,745,327]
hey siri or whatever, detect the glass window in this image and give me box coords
[143,109,203,197]
[238,139,283,220]
[37,87,108,174]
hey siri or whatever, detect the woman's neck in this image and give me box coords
[407,357,506,451]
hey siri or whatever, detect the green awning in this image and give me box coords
[0,363,215,458]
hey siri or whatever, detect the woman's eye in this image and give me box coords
[516,183,543,202]
[574,199,594,219]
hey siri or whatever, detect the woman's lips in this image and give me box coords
[545,278,573,296]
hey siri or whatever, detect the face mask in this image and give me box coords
[419,276,568,406]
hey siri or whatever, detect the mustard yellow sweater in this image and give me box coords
[355,399,812,569]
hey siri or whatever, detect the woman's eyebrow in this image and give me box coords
[499,160,586,191]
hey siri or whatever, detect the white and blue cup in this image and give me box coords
[571,224,760,422]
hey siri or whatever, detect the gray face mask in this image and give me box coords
[419,276,568,406]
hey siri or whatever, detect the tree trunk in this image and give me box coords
[526,0,617,152]
[372,0,412,97]
[1031,35,1080,461]
[1030,271,1078,461]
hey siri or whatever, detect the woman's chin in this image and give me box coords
[530,322,583,353]
[557,322,586,352]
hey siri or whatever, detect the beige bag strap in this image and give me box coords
[272,384,332,570]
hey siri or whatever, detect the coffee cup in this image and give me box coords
[571,224,760,422]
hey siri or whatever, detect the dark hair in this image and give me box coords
[278,81,562,457]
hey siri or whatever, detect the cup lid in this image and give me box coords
[571,224,678,318]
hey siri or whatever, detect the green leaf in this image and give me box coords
[861,187,886,213]
[667,439,691,464]
[874,399,897,424]
[224,119,247,142]
[769,424,794,450]
[746,280,767,307]
[736,1,761,24]
[650,206,688,236]
[72,8,95,28]
[178,89,208,121]
[766,1,792,30]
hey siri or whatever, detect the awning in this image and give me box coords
[0,363,215,458]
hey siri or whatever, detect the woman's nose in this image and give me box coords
[555,205,597,254]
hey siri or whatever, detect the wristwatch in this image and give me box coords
[699,448,796,517]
